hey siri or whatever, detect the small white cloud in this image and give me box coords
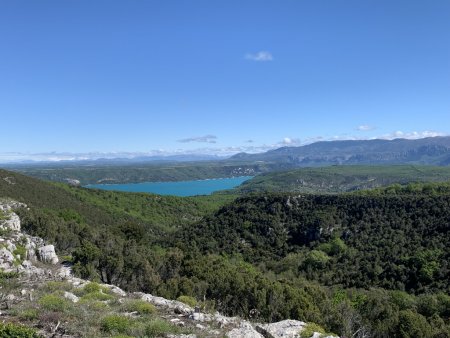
[245,51,273,62]
[379,130,447,140]
[177,135,218,144]
[357,125,376,131]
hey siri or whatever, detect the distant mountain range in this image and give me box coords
[230,137,450,166]
[2,154,226,167]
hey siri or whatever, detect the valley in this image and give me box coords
[0,166,449,337]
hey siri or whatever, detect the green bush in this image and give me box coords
[305,250,330,269]
[38,294,69,312]
[101,315,131,334]
[13,245,27,263]
[83,282,102,293]
[300,322,328,338]
[81,291,114,301]
[0,270,19,280]
[43,281,72,293]
[145,319,180,337]
[0,322,41,337]
[19,308,39,321]
[79,299,109,311]
[177,295,197,307]
[124,299,156,315]
[398,310,433,338]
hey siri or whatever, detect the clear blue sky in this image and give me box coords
[1,0,449,159]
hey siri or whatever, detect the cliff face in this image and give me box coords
[0,200,337,338]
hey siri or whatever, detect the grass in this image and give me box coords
[4,278,204,337]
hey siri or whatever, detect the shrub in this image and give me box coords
[398,310,433,338]
[79,299,109,311]
[20,308,39,321]
[0,270,19,280]
[124,299,156,315]
[101,315,131,334]
[0,322,41,337]
[145,319,180,337]
[300,322,328,338]
[13,245,27,262]
[81,291,114,301]
[177,295,197,308]
[83,282,102,293]
[43,281,72,293]
[38,294,69,312]
[305,250,330,269]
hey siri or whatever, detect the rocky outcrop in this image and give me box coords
[37,245,59,264]
[226,321,264,338]
[140,293,193,315]
[256,320,305,337]
[0,212,21,231]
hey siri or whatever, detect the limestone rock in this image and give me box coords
[226,321,264,338]
[0,248,15,265]
[64,291,79,303]
[256,320,306,338]
[141,293,193,315]
[37,245,59,264]
[106,284,127,297]
[6,240,16,252]
[0,212,21,231]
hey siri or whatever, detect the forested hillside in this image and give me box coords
[1,169,449,337]
[235,165,450,194]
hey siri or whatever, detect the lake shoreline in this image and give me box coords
[84,176,254,197]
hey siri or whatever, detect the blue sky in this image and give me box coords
[1,0,449,161]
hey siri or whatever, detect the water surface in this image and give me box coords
[85,176,253,196]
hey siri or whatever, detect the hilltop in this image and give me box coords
[233,165,450,194]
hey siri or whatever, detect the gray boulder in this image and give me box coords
[141,293,193,315]
[226,321,264,338]
[0,248,15,265]
[256,320,306,338]
[64,291,79,303]
[37,245,59,264]
[0,212,21,231]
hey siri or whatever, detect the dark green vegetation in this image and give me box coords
[235,165,450,194]
[1,168,450,337]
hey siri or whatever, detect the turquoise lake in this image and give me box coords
[85,176,253,197]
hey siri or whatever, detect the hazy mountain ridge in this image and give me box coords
[230,137,450,166]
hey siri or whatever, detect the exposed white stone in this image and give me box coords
[64,291,79,303]
[191,312,210,322]
[256,320,306,338]
[0,248,15,265]
[0,212,21,231]
[226,321,264,338]
[141,293,193,315]
[37,245,59,264]
[105,284,127,297]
